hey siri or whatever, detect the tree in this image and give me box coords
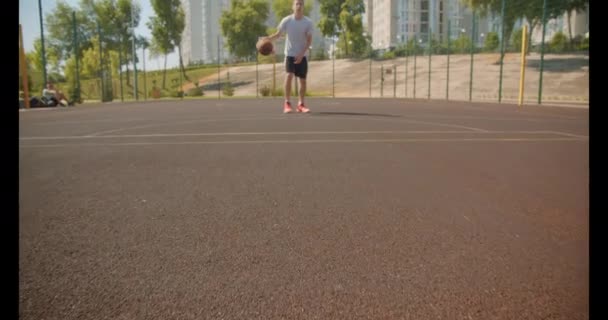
[405,38,423,55]
[549,31,568,52]
[318,0,365,57]
[461,0,581,45]
[272,0,312,21]
[522,0,568,53]
[220,0,270,59]
[137,36,150,53]
[522,0,543,53]
[484,32,500,51]
[563,0,588,48]
[453,34,472,54]
[318,0,341,37]
[460,0,525,45]
[115,0,142,86]
[147,22,174,89]
[511,27,523,52]
[41,42,63,76]
[26,39,45,74]
[80,36,120,80]
[45,1,94,64]
[63,55,78,87]
[338,0,366,57]
[78,0,142,87]
[79,0,118,77]
[81,36,103,79]
[149,0,187,81]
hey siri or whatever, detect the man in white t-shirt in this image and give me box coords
[263,0,313,113]
[42,82,69,106]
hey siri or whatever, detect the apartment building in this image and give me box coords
[180,0,232,65]
[366,0,492,50]
[366,0,588,51]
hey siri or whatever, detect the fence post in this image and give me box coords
[179,57,183,100]
[332,43,335,98]
[392,65,396,97]
[428,30,432,99]
[469,11,476,102]
[446,20,450,100]
[369,42,372,97]
[218,35,221,99]
[131,4,138,101]
[38,0,48,88]
[380,65,384,97]
[405,47,408,98]
[413,36,417,99]
[97,23,105,102]
[72,11,81,103]
[118,45,124,102]
[518,25,528,106]
[538,0,548,104]
[142,44,147,100]
[256,51,259,98]
[498,0,506,103]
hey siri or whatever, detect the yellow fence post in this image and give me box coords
[19,24,31,109]
[518,25,528,106]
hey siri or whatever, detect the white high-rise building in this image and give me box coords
[366,0,491,50]
[181,0,232,65]
[363,0,373,39]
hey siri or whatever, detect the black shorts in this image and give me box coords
[285,56,308,79]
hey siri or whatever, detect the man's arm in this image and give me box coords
[294,33,312,64]
[265,17,287,42]
[265,30,282,42]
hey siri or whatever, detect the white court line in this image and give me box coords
[407,113,585,122]
[22,118,148,126]
[311,114,492,132]
[19,137,588,148]
[544,131,589,139]
[84,115,288,136]
[83,115,490,137]
[25,113,585,139]
[390,117,489,132]
[24,113,277,126]
[19,130,586,140]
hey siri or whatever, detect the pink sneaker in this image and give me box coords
[283,101,293,113]
[297,103,310,113]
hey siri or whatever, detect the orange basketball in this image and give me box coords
[257,38,274,56]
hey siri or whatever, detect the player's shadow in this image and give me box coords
[312,112,401,118]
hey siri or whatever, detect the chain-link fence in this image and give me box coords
[20,0,588,106]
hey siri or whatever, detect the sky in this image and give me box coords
[19,0,180,71]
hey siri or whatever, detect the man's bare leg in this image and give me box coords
[297,77,310,112]
[298,77,306,105]
[283,73,294,113]
[284,73,294,102]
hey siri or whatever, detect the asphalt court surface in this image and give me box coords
[19,98,589,319]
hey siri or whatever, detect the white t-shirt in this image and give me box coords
[42,88,56,100]
[277,14,313,58]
